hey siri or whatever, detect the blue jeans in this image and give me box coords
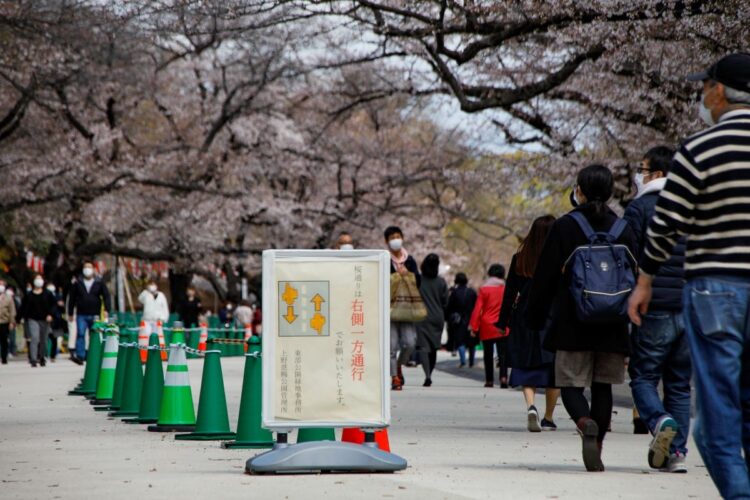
[75,315,96,359]
[684,275,750,499]
[629,310,691,454]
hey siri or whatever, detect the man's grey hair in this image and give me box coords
[725,85,750,105]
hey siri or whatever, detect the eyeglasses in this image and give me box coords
[635,166,652,174]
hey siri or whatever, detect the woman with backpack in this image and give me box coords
[497,215,560,432]
[525,165,638,472]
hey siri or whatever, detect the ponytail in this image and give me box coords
[576,164,613,223]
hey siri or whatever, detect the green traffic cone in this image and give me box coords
[170,322,185,346]
[94,331,130,411]
[222,336,274,449]
[123,333,164,424]
[148,344,196,432]
[296,427,336,443]
[68,324,104,396]
[175,350,236,440]
[109,339,144,417]
[89,327,119,405]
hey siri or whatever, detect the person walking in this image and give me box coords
[47,284,66,362]
[497,215,560,432]
[469,264,508,388]
[138,280,170,324]
[415,254,448,387]
[446,273,478,368]
[624,145,691,474]
[629,53,750,498]
[0,279,16,365]
[526,164,637,472]
[18,275,55,367]
[67,261,111,364]
[385,225,421,391]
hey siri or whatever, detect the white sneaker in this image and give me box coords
[527,406,541,432]
[664,453,687,473]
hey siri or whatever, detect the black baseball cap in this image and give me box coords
[688,53,750,92]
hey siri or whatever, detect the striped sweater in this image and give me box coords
[642,108,750,278]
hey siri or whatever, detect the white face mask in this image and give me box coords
[573,190,582,206]
[33,278,44,288]
[699,95,715,126]
[634,173,646,195]
[339,244,354,251]
[82,267,94,278]
[388,238,403,251]
[147,285,157,293]
[0,285,5,294]
[47,285,56,293]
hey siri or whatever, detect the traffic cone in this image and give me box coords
[297,427,336,443]
[148,344,195,432]
[110,340,144,417]
[138,320,150,362]
[123,333,164,424]
[197,323,208,351]
[243,324,252,353]
[170,321,186,346]
[341,428,391,452]
[156,320,167,360]
[94,331,130,411]
[175,350,236,440]
[68,324,104,396]
[88,326,119,405]
[222,336,274,449]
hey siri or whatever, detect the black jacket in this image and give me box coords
[445,284,477,346]
[67,277,111,316]
[389,255,421,288]
[623,192,686,311]
[525,206,638,354]
[178,297,202,327]
[20,290,56,321]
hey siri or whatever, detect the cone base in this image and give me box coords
[94,405,117,412]
[109,410,139,417]
[89,398,112,406]
[68,389,94,396]
[175,431,237,441]
[85,394,98,400]
[148,424,196,432]
[222,439,275,449]
[122,417,158,424]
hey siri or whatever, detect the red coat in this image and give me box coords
[469,278,506,341]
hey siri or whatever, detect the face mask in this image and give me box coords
[147,285,157,293]
[0,286,5,294]
[388,238,403,251]
[573,190,582,207]
[226,304,233,310]
[47,285,56,293]
[634,173,646,195]
[34,278,44,288]
[6,290,12,297]
[699,95,715,126]
[82,267,94,278]
[340,244,354,251]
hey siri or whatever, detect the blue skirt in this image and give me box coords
[509,364,555,388]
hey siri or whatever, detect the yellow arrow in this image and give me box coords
[284,305,297,324]
[310,312,326,334]
[311,293,325,312]
[281,283,298,306]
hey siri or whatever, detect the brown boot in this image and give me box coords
[397,364,405,386]
[576,417,604,472]
[391,376,403,391]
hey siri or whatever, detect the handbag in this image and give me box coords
[390,272,428,322]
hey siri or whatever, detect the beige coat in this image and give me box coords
[0,293,16,324]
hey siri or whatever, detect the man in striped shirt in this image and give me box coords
[629,52,750,499]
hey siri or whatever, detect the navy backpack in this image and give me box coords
[564,212,637,323]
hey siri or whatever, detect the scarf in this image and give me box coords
[391,248,409,272]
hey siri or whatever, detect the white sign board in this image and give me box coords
[262,250,391,429]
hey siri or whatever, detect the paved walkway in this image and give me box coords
[0,354,717,499]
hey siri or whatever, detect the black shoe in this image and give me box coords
[577,418,604,472]
[70,355,83,366]
[39,358,46,367]
[423,378,432,387]
[1,360,7,365]
[633,417,649,435]
[30,362,37,367]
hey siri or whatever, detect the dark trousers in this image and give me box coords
[483,338,508,384]
[561,383,613,442]
[0,323,9,363]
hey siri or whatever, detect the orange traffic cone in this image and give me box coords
[243,324,252,353]
[197,323,208,352]
[156,320,167,361]
[341,428,391,452]
[138,320,150,363]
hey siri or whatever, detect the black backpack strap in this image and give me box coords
[608,218,627,240]
[569,211,596,240]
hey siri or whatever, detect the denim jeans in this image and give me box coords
[75,315,96,359]
[684,275,750,499]
[629,310,691,454]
